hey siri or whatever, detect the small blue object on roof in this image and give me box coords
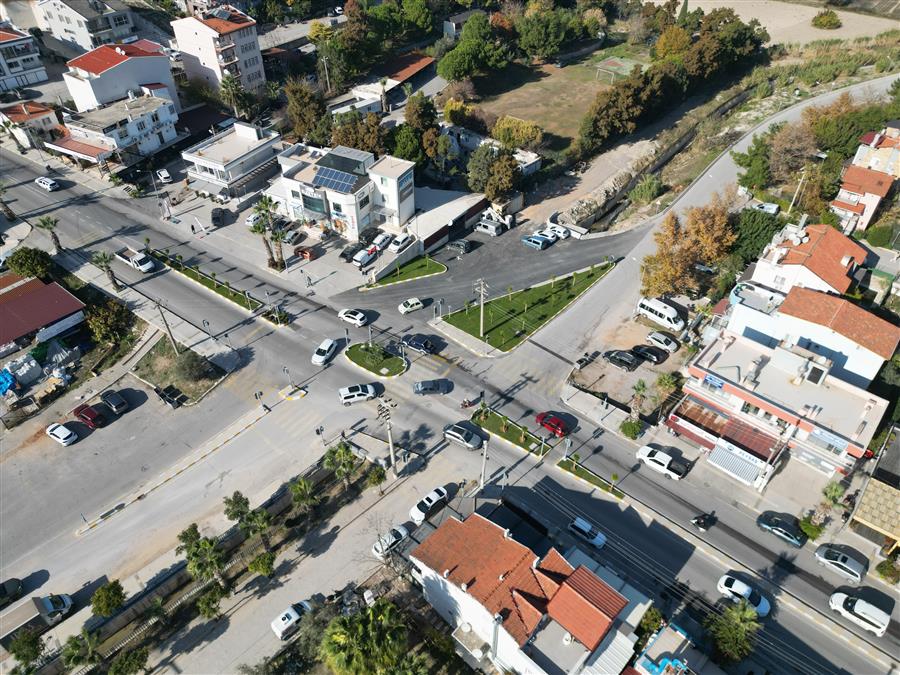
[0,369,17,396]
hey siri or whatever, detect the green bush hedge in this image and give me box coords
[812,9,842,29]
[864,226,893,248]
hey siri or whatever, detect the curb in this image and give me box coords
[150,251,259,315]
[359,265,448,292]
[553,461,623,502]
[342,348,409,379]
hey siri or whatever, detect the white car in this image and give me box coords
[387,233,414,253]
[717,575,770,617]
[398,298,424,315]
[372,232,393,251]
[34,176,60,192]
[409,486,449,525]
[443,423,482,450]
[245,212,265,228]
[647,331,679,353]
[46,423,77,446]
[829,592,890,637]
[353,246,378,268]
[311,338,338,366]
[372,525,409,559]
[338,384,376,406]
[338,308,368,327]
[546,223,570,239]
[533,228,558,243]
[270,600,313,640]
[636,445,689,480]
[156,169,173,183]
[568,517,606,549]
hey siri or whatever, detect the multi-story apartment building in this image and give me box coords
[37,0,135,53]
[264,143,415,241]
[170,5,264,95]
[0,22,48,92]
[64,43,178,112]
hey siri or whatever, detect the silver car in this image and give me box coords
[814,545,866,583]
[372,525,409,560]
[443,423,482,450]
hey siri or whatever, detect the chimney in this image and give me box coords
[798,213,808,228]
[498,573,506,581]
[461,582,468,591]
[443,569,449,579]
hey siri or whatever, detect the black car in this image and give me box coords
[448,239,472,254]
[0,578,22,610]
[211,207,225,228]
[358,228,382,246]
[100,390,129,415]
[340,243,366,262]
[603,350,640,372]
[757,511,807,548]
[631,345,667,364]
[402,334,436,355]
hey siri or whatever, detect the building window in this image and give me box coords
[113,15,128,26]
[773,275,786,288]
[741,402,761,416]
[151,113,159,123]
[137,120,146,131]
[359,195,370,208]
[332,202,343,213]
[291,190,301,199]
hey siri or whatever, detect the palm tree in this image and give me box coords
[242,508,273,552]
[320,599,408,674]
[220,73,245,118]
[249,221,275,268]
[61,629,102,669]
[177,523,201,556]
[223,490,250,524]
[269,228,286,270]
[631,378,647,418]
[254,194,277,230]
[379,77,388,113]
[706,599,760,663]
[0,181,16,220]
[36,215,62,254]
[186,537,228,590]
[324,442,358,491]
[92,251,122,291]
[290,477,320,524]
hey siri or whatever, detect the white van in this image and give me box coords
[636,297,684,331]
[475,220,504,237]
[829,592,890,637]
[352,246,377,268]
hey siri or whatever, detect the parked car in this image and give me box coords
[312,338,338,366]
[210,207,225,228]
[358,228,382,246]
[340,243,366,262]
[245,212,265,228]
[546,223,570,239]
[756,512,807,548]
[533,228,558,243]
[46,423,77,446]
[352,246,378,268]
[443,423,482,450]
[372,525,409,559]
[338,384,376,406]
[34,176,60,191]
[829,592,890,637]
[74,404,107,429]
[295,246,317,261]
[283,229,304,246]
[100,390,129,415]
[754,202,780,215]
[271,601,313,640]
[636,445,689,480]
[402,334,436,355]
[338,308,368,327]
[814,545,867,583]
[388,233,414,254]
[447,239,472,254]
[372,232,393,251]
[398,297,424,315]
[521,235,551,250]
[717,575,770,617]
[536,412,568,437]
[647,331,679,353]
[0,578,22,610]
[414,379,446,395]
[156,169,173,183]
[631,345,667,364]
[409,486,449,525]
[603,350,640,372]
[568,517,606,549]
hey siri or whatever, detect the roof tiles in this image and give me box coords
[67,44,161,75]
[546,566,628,651]
[773,223,867,293]
[840,165,894,198]
[0,101,54,124]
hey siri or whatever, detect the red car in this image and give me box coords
[73,404,107,430]
[536,412,568,437]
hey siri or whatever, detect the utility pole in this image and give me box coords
[788,168,807,215]
[155,300,180,354]
[473,279,489,338]
[377,403,397,477]
[322,55,331,94]
[479,437,489,490]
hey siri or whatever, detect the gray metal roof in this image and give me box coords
[53,0,130,19]
[707,445,762,486]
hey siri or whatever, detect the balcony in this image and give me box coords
[217,51,238,66]
[214,38,235,51]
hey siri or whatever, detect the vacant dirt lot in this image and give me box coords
[691,0,899,44]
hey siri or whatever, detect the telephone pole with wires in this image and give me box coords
[473,278,489,338]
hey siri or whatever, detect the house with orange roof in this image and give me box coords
[410,513,651,675]
[170,5,265,96]
[853,128,900,179]
[0,101,58,148]
[0,21,48,92]
[63,43,178,112]
[830,164,893,233]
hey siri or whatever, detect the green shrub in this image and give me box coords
[197,585,226,619]
[629,174,663,205]
[248,552,276,578]
[754,81,773,99]
[91,580,126,617]
[864,226,893,248]
[812,10,842,30]
[875,558,899,584]
[799,515,825,540]
[620,419,642,440]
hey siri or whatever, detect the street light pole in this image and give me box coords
[202,319,211,338]
[479,437,489,490]
[282,366,294,389]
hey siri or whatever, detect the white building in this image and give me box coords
[0,22,48,92]
[853,126,900,179]
[411,513,650,675]
[170,5,264,95]
[0,101,58,148]
[37,0,135,53]
[181,121,281,197]
[64,43,178,112]
[264,143,415,242]
[830,164,893,233]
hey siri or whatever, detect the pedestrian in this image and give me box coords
[190,223,196,235]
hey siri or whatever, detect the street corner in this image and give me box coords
[279,385,308,400]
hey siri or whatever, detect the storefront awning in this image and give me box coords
[708,443,765,486]
[188,178,225,195]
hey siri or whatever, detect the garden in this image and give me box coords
[345,342,407,377]
[132,338,225,403]
[371,255,446,287]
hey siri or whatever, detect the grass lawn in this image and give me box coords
[472,408,549,456]
[345,343,407,377]
[150,250,262,311]
[445,263,613,351]
[372,256,446,287]
[557,458,624,499]
[133,338,225,401]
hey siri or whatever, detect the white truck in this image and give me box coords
[0,594,73,649]
[115,247,154,273]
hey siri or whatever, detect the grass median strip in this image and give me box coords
[150,250,262,311]
[472,408,549,456]
[557,458,624,499]
[345,343,407,377]
[371,255,446,287]
[445,262,613,351]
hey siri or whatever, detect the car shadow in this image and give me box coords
[19,569,50,595]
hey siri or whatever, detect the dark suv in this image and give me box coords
[210,207,225,228]
[603,350,640,372]
[340,242,366,262]
[448,239,472,254]
[358,228,382,246]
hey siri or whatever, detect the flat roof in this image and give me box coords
[730,281,784,315]
[637,624,726,675]
[0,281,85,343]
[370,155,414,179]
[698,334,888,446]
[183,122,280,166]
[69,96,170,130]
[413,187,486,240]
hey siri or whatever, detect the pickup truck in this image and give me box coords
[115,247,154,273]
[0,594,73,649]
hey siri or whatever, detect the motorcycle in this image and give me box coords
[691,513,713,532]
[460,399,475,409]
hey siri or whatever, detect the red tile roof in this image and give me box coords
[0,25,27,43]
[774,223,867,293]
[198,7,255,34]
[859,131,878,146]
[0,280,85,344]
[67,44,161,75]
[840,165,894,198]
[45,133,113,160]
[779,287,900,359]
[129,38,164,53]
[0,101,55,124]
[830,199,866,216]
[547,566,628,651]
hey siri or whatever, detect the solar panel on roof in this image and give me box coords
[312,166,357,193]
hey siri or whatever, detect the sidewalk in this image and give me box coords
[429,317,502,358]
